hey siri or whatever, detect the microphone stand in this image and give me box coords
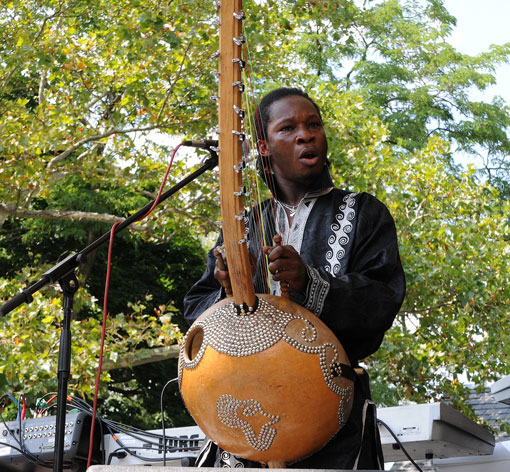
[0,149,218,472]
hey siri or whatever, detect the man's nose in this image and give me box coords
[296,125,315,143]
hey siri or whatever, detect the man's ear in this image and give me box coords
[257,139,270,157]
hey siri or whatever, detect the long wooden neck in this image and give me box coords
[218,0,256,309]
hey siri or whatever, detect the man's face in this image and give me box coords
[260,95,328,190]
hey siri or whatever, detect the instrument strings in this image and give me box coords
[237,28,280,296]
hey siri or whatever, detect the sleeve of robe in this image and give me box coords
[182,234,225,326]
[297,192,406,363]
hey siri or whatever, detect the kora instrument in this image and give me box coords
[178,0,354,465]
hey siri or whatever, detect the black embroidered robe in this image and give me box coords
[183,175,406,469]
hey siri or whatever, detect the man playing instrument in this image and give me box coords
[183,87,406,470]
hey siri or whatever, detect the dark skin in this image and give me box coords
[215,95,329,295]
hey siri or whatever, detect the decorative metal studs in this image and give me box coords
[235,209,248,220]
[238,234,249,245]
[233,160,246,173]
[217,394,280,452]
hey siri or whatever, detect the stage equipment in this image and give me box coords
[490,374,510,405]
[102,425,204,466]
[378,402,495,462]
[0,412,101,472]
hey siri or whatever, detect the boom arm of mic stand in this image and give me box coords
[0,150,218,317]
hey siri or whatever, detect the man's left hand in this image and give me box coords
[264,244,309,294]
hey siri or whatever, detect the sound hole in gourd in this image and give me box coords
[183,326,204,362]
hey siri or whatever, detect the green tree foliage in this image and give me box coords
[1,0,509,432]
[0,0,221,229]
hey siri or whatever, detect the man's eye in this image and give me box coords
[309,122,321,128]
[280,126,292,131]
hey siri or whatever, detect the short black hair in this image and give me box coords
[255,87,323,141]
[255,87,323,187]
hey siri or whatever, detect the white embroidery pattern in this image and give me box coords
[304,266,330,316]
[325,193,357,275]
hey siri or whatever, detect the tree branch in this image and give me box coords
[1,6,64,90]
[38,70,48,106]
[102,344,180,371]
[0,203,153,233]
[403,299,457,316]
[46,123,171,169]
[156,38,194,124]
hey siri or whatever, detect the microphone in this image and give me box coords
[182,139,218,149]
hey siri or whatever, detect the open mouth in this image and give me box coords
[301,151,317,159]
[299,150,320,164]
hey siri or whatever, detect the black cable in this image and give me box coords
[160,377,178,466]
[64,392,201,465]
[0,441,34,456]
[4,395,103,468]
[35,391,59,415]
[68,395,93,413]
[39,391,59,400]
[46,395,110,466]
[81,403,106,464]
[107,447,127,465]
[377,418,424,472]
[2,393,200,469]
[103,420,201,453]
[101,418,162,439]
[106,445,161,464]
[0,398,78,470]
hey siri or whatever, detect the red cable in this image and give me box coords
[86,143,182,468]
[20,394,26,420]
